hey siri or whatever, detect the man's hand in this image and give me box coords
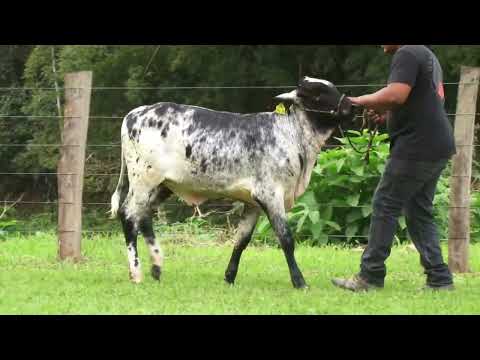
[367,110,387,125]
[348,98,387,125]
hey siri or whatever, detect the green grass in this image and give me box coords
[1,232,480,315]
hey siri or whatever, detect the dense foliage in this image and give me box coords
[256,130,480,245]
[1,45,479,244]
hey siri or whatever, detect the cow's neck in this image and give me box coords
[288,107,337,202]
[291,107,336,155]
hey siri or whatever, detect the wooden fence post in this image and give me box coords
[57,71,93,261]
[449,66,480,273]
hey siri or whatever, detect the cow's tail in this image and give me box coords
[110,146,128,219]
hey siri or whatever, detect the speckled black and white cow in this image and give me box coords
[111,77,355,288]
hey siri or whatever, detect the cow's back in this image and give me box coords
[121,102,302,205]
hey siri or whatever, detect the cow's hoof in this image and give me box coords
[130,277,143,284]
[151,265,162,281]
[292,278,308,290]
[129,271,143,284]
[224,271,236,285]
[295,284,310,291]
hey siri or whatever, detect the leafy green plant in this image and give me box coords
[255,130,405,246]
[470,192,480,243]
[432,164,480,243]
[0,205,18,240]
[256,129,480,246]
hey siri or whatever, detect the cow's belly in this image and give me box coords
[163,178,257,207]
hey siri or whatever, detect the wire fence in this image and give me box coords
[1,81,479,238]
[0,227,463,244]
[2,113,480,120]
[0,81,478,91]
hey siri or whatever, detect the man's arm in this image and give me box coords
[349,82,413,113]
[350,47,419,113]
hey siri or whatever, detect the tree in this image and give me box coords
[4,45,480,203]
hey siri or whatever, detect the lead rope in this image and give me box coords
[338,108,379,165]
[294,98,379,164]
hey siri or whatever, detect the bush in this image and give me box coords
[0,206,18,241]
[255,129,480,246]
[433,163,480,243]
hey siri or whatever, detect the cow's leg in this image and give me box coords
[224,206,261,285]
[254,191,307,289]
[118,192,143,284]
[138,186,172,281]
[119,183,157,284]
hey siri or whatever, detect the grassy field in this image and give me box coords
[1,232,480,315]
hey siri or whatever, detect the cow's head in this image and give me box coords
[275,76,356,124]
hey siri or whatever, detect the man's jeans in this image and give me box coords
[359,157,453,287]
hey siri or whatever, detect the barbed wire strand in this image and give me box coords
[2,200,480,211]
[0,82,478,91]
[3,142,480,149]
[1,113,480,120]
[0,229,471,244]
[0,172,478,177]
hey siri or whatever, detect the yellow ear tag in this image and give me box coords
[275,103,287,115]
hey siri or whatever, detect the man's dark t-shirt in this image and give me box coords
[387,45,456,161]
